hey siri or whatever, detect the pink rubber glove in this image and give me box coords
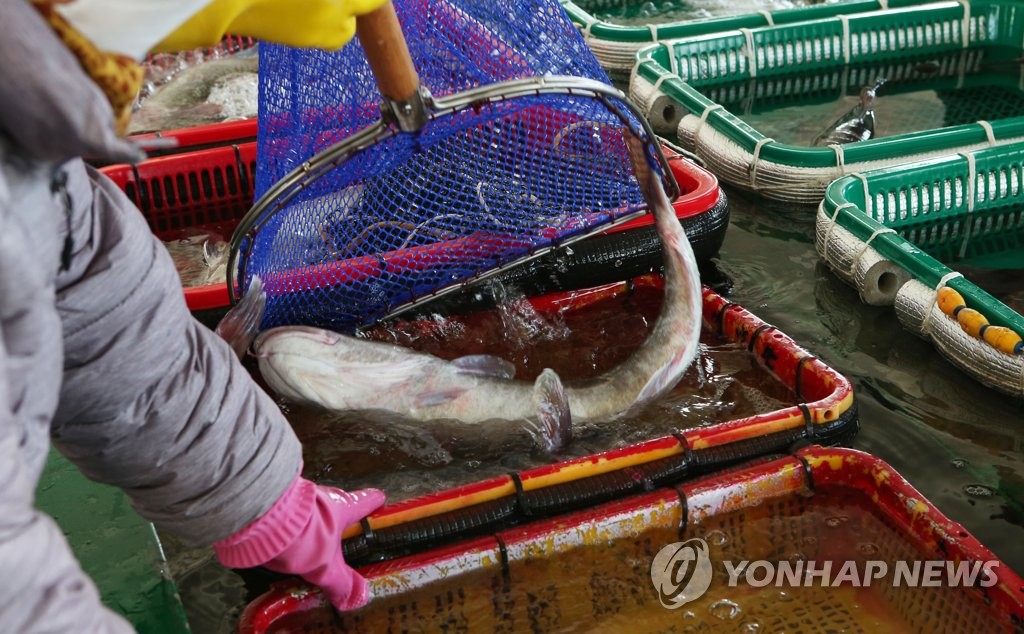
[214,475,386,611]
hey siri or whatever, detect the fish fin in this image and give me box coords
[414,388,468,408]
[215,276,266,360]
[813,78,886,146]
[451,354,516,379]
[533,369,572,453]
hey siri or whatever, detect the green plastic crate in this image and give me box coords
[817,141,1024,397]
[560,0,932,75]
[630,0,1024,203]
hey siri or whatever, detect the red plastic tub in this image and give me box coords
[100,143,727,314]
[320,280,858,564]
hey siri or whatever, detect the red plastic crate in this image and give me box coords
[237,446,1024,633]
[100,143,256,311]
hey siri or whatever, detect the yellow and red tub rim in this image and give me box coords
[238,444,1024,633]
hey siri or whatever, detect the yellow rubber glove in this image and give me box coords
[153,0,387,53]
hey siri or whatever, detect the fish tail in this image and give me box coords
[533,369,572,453]
[215,276,266,360]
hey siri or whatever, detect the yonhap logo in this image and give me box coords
[649,536,1001,611]
[650,538,714,609]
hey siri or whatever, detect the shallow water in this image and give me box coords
[697,50,1024,147]
[288,281,793,500]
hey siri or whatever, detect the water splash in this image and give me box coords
[704,529,729,547]
[825,514,850,528]
[964,484,996,498]
[708,598,742,620]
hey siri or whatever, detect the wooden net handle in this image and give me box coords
[356,0,419,103]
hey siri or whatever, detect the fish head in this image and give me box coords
[253,327,344,404]
[253,326,440,410]
[860,77,886,107]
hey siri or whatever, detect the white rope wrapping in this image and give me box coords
[840,15,851,66]
[694,103,724,145]
[830,143,846,168]
[652,71,672,92]
[822,202,858,254]
[581,16,598,38]
[739,28,757,78]
[855,173,872,218]
[749,136,774,189]
[849,227,896,277]
[978,120,997,146]
[922,271,965,335]
[647,23,659,43]
[937,271,965,289]
[958,152,977,259]
[959,0,972,49]
[757,10,774,26]
[631,56,643,82]
[878,0,888,8]
[666,42,679,77]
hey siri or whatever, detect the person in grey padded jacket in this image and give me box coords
[0,1,386,631]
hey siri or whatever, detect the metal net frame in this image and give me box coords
[229,0,678,332]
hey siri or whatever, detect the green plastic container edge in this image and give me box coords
[632,0,1024,170]
[822,144,1024,335]
[559,0,932,44]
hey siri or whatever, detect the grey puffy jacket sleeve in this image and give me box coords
[51,161,304,545]
[1,1,304,629]
[0,162,133,633]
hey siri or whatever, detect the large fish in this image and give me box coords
[813,78,886,146]
[226,165,702,452]
[129,52,258,134]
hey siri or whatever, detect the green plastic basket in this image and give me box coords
[630,0,1024,203]
[560,0,932,75]
[817,141,1024,397]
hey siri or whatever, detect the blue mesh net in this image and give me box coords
[238,0,668,332]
